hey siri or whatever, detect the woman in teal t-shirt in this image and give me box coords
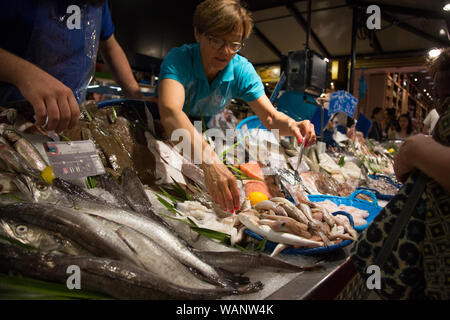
[157,0,316,213]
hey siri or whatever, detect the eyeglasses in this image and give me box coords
[205,34,244,53]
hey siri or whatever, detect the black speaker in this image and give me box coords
[286,49,328,96]
[286,50,308,92]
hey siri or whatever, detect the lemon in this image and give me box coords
[388,148,395,154]
[247,192,268,206]
[41,166,56,184]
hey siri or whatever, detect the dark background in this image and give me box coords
[108,0,200,72]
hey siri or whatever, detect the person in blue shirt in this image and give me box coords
[157,0,316,213]
[0,0,143,133]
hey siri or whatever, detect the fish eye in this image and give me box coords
[15,225,28,234]
[37,183,48,191]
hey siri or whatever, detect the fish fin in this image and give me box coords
[270,243,288,257]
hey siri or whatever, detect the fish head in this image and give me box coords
[0,219,40,247]
[13,174,71,206]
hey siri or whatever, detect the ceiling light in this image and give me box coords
[443,3,450,11]
[423,89,427,92]
[428,48,442,59]
[414,78,418,81]
[440,28,447,36]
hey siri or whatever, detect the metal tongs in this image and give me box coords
[294,138,305,179]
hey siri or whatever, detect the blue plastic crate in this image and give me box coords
[307,189,383,232]
[236,115,266,132]
[368,174,402,189]
[245,211,355,256]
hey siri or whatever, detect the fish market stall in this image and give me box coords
[0,100,394,300]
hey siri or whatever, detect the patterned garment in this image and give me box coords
[348,99,450,300]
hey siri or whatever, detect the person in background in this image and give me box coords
[156,0,316,213]
[385,107,396,135]
[422,108,440,135]
[367,107,386,141]
[388,113,414,140]
[350,47,450,300]
[0,0,144,133]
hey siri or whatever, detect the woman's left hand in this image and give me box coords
[288,119,317,147]
[394,134,428,183]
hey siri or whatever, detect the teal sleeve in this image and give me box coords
[236,60,265,102]
[158,47,189,86]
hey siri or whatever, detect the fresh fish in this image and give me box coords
[115,225,246,290]
[0,125,48,171]
[94,173,134,210]
[0,137,39,174]
[270,197,309,225]
[13,174,73,206]
[258,214,311,239]
[13,173,221,285]
[0,172,18,193]
[238,212,323,250]
[0,202,145,268]
[181,162,207,192]
[145,132,187,186]
[0,242,264,300]
[0,218,88,255]
[52,177,111,205]
[119,167,165,224]
[194,250,323,274]
[69,198,234,288]
[255,200,288,217]
[285,149,298,157]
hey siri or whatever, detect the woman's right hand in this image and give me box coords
[16,66,79,133]
[201,162,241,213]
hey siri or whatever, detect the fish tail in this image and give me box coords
[233,281,265,295]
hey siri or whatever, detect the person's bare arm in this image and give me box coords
[99,35,143,99]
[394,134,450,193]
[158,78,240,213]
[248,95,316,146]
[0,48,79,132]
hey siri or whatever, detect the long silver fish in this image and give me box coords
[119,167,166,224]
[15,173,235,288]
[193,250,323,275]
[115,225,228,290]
[95,173,133,210]
[0,137,39,174]
[0,172,18,193]
[0,202,145,269]
[0,126,48,172]
[0,242,263,300]
[0,218,89,255]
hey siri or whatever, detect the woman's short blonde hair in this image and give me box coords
[193,0,253,40]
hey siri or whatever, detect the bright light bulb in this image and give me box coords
[443,3,450,11]
[428,48,442,59]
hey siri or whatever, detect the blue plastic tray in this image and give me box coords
[308,189,383,232]
[356,187,394,201]
[245,211,355,256]
[236,115,266,132]
[368,174,402,189]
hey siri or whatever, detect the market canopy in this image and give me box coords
[239,0,450,65]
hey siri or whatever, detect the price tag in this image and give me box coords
[44,140,105,179]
